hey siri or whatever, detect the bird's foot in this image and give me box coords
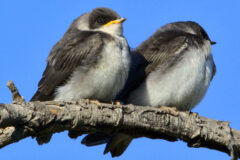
[87,99,101,106]
[85,98,90,104]
[111,100,122,106]
[159,106,177,112]
[158,106,179,116]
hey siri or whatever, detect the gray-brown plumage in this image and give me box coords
[31,7,131,144]
[31,7,130,102]
[82,21,216,157]
[31,30,105,101]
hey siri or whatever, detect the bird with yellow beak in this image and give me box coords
[31,7,131,144]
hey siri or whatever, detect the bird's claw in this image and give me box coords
[111,100,122,106]
[89,99,101,106]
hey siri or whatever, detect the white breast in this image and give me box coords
[127,41,214,110]
[54,36,130,101]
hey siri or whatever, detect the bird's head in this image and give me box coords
[89,7,126,36]
[186,21,216,45]
[161,21,216,45]
[72,7,126,36]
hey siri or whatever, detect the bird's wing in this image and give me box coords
[31,29,104,101]
[135,31,190,75]
[117,32,191,102]
[115,51,148,101]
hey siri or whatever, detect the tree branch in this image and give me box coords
[1,81,239,160]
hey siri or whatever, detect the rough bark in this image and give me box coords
[0,81,239,160]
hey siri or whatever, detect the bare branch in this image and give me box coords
[1,81,239,159]
[0,100,239,159]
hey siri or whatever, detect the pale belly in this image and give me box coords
[54,37,130,102]
[126,48,214,111]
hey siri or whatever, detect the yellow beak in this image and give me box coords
[104,18,127,27]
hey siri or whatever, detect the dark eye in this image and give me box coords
[97,18,104,24]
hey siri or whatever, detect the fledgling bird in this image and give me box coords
[31,7,131,143]
[31,7,130,102]
[82,21,216,157]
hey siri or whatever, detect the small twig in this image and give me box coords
[7,80,25,103]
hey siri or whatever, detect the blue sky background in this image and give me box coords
[1,0,240,160]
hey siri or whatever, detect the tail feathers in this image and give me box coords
[81,133,112,146]
[104,133,132,157]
